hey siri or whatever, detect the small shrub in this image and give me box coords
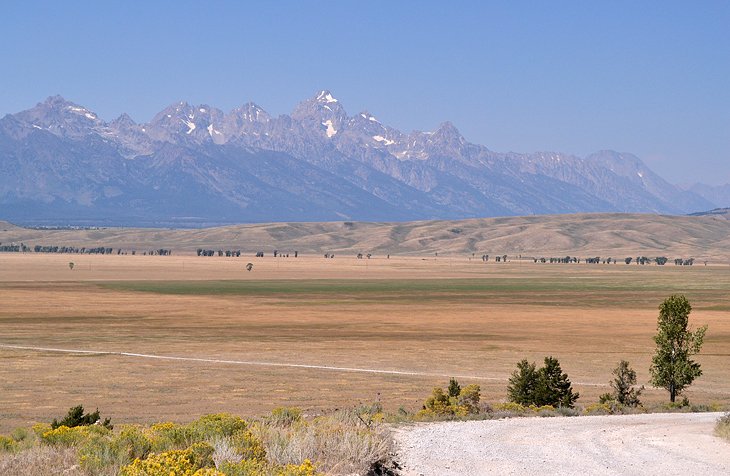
[554,406,580,417]
[0,445,79,475]
[78,435,123,475]
[584,403,613,415]
[493,402,528,414]
[115,425,153,461]
[32,423,52,439]
[419,380,481,417]
[0,435,18,453]
[211,437,242,468]
[220,458,319,475]
[10,427,31,444]
[41,424,110,447]
[715,413,730,441]
[230,428,267,461]
[120,448,200,476]
[257,412,390,475]
[269,407,303,427]
[601,360,643,407]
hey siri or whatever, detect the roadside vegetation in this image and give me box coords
[715,413,730,441]
[0,407,392,476]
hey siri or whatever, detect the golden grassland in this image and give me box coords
[2,211,730,259]
[1,253,729,432]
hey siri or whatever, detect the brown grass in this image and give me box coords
[3,212,730,259]
[1,253,729,432]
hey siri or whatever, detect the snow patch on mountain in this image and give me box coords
[322,119,337,137]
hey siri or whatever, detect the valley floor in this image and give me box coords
[1,254,729,431]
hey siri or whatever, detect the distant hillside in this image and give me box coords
[689,208,730,219]
[1,213,729,261]
[683,183,730,208]
[0,93,716,227]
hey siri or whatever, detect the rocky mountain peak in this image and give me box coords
[13,95,103,138]
[0,92,720,226]
[432,121,464,144]
[291,90,348,139]
[110,113,136,128]
[316,90,339,104]
[229,102,271,123]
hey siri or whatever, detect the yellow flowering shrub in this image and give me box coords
[0,435,17,452]
[41,424,110,447]
[230,428,266,460]
[146,414,250,452]
[32,423,52,439]
[418,382,482,418]
[220,458,320,476]
[193,469,226,476]
[279,459,319,476]
[120,448,198,476]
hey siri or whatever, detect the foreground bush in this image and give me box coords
[418,378,481,418]
[256,408,391,475]
[0,410,391,475]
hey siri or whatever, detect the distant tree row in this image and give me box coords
[34,245,115,254]
[197,249,241,257]
[142,249,172,256]
[196,249,299,258]
[0,243,151,255]
[0,242,30,252]
[525,255,696,266]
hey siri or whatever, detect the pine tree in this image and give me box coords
[536,356,579,408]
[507,360,539,406]
[447,378,461,398]
[600,360,643,407]
[507,357,579,408]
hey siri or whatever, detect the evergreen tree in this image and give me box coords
[507,357,579,408]
[447,378,461,398]
[507,360,539,406]
[536,356,579,408]
[600,360,643,407]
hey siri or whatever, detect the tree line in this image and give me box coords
[0,243,170,255]
[525,255,696,265]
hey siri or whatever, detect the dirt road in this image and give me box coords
[394,412,729,475]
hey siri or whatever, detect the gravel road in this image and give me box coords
[393,412,729,475]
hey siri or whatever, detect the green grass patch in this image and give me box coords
[97,277,730,308]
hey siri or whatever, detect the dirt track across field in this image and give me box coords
[394,413,729,475]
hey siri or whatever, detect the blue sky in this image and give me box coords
[2,1,729,184]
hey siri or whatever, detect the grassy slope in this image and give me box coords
[2,213,730,259]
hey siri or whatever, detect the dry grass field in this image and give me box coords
[3,211,730,259]
[1,252,729,433]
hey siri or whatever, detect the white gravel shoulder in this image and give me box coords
[393,412,729,476]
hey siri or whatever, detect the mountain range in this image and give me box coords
[0,91,723,226]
